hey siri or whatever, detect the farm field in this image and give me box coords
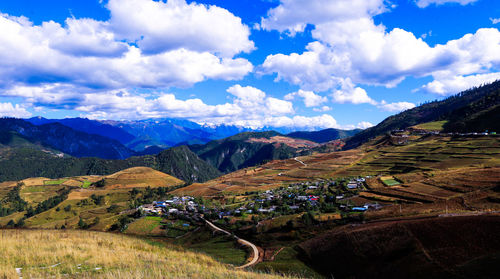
[174,135,499,198]
[125,216,164,235]
[410,120,448,131]
[0,167,184,230]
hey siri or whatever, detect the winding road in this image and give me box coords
[294,157,307,166]
[203,218,259,269]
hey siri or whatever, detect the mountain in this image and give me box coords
[0,118,135,159]
[155,145,222,182]
[26,117,135,145]
[189,131,312,173]
[0,145,220,183]
[345,80,500,149]
[287,128,361,143]
[103,119,254,151]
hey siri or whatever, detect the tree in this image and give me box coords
[78,218,89,229]
[7,219,15,227]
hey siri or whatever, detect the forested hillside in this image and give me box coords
[345,80,500,149]
[0,118,135,159]
[189,131,310,173]
[287,128,360,143]
[0,146,220,183]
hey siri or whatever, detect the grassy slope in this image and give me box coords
[0,229,292,279]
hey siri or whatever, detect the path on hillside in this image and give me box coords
[203,218,260,269]
[294,157,307,166]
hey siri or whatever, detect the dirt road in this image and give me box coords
[203,219,259,269]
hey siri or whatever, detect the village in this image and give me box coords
[137,176,384,225]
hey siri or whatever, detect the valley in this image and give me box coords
[0,82,499,278]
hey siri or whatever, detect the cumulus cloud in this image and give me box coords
[6,83,342,129]
[0,102,32,118]
[331,79,377,105]
[491,18,500,25]
[415,0,479,8]
[284,89,327,107]
[107,0,254,57]
[260,0,386,35]
[421,72,500,95]
[0,0,254,91]
[260,0,500,98]
[377,100,416,112]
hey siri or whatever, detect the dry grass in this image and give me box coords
[0,229,295,279]
[103,167,184,189]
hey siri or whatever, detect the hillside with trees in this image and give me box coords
[345,80,500,149]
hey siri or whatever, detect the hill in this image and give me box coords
[189,131,313,173]
[101,167,184,189]
[0,146,220,183]
[155,145,222,183]
[0,118,135,159]
[345,80,500,149]
[299,215,500,279]
[287,128,361,143]
[174,133,499,196]
[0,229,287,279]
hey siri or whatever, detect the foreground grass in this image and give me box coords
[0,229,294,279]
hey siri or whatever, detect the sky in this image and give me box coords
[0,0,499,130]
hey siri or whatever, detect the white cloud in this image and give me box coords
[0,0,254,91]
[377,100,416,112]
[331,79,377,105]
[260,0,500,98]
[421,72,500,95]
[260,0,386,35]
[0,102,31,118]
[284,89,327,107]
[227,85,266,104]
[49,18,128,58]
[415,0,479,8]
[356,121,374,129]
[313,106,331,112]
[491,18,500,25]
[107,0,254,57]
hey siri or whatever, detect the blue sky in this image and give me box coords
[0,0,499,130]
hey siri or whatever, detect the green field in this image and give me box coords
[255,247,322,278]
[190,235,247,266]
[412,120,448,131]
[381,179,401,186]
[81,180,92,188]
[43,179,67,185]
[126,216,163,235]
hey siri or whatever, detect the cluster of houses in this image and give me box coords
[139,196,200,216]
[137,177,382,221]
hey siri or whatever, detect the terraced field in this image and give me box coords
[0,167,184,230]
[175,135,499,198]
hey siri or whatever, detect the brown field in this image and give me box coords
[247,136,320,148]
[19,177,50,186]
[173,149,365,196]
